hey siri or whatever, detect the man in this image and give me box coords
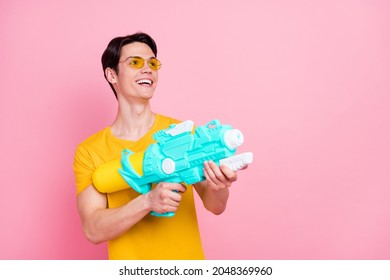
[73,32,238,259]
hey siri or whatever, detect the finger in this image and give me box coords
[169,191,183,203]
[219,164,238,182]
[166,198,180,207]
[156,204,179,214]
[177,184,187,193]
[204,162,230,191]
[203,161,219,184]
[206,161,230,184]
[203,167,219,189]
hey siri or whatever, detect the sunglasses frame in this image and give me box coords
[120,56,162,71]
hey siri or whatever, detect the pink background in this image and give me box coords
[1,0,389,259]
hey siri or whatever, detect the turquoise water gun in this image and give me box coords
[92,120,253,217]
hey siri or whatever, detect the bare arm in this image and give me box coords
[77,182,186,244]
[194,161,237,215]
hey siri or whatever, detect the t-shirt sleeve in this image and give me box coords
[73,145,96,195]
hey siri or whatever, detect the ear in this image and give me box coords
[105,68,117,84]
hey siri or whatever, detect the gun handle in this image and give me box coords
[149,189,179,217]
[151,211,175,217]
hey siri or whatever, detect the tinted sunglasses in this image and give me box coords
[121,56,162,71]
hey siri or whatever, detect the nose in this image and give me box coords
[141,58,153,73]
[140,60,153,73]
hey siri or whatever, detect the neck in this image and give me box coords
[110,101,156,141]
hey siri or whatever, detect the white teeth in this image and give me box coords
[136,79,152,85]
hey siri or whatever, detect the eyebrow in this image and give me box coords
[123,55,156,60]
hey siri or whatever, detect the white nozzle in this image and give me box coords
[223,129,244,149]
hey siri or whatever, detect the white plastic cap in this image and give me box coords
[165,120,194,136]
[223,129,244,149]
[161,158,176,174]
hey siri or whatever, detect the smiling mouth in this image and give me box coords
[136,79,153,86]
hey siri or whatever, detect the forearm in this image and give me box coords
[194,181,229,215]
[87,196,151,243]
[77,186,152,244]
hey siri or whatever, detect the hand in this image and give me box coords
[203,161,237,191]
[145,182,187,214]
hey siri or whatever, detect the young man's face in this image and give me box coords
[113,42,159,101]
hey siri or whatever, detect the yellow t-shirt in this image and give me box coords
[73,114,205,259]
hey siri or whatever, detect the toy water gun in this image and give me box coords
[92,120,253,217]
